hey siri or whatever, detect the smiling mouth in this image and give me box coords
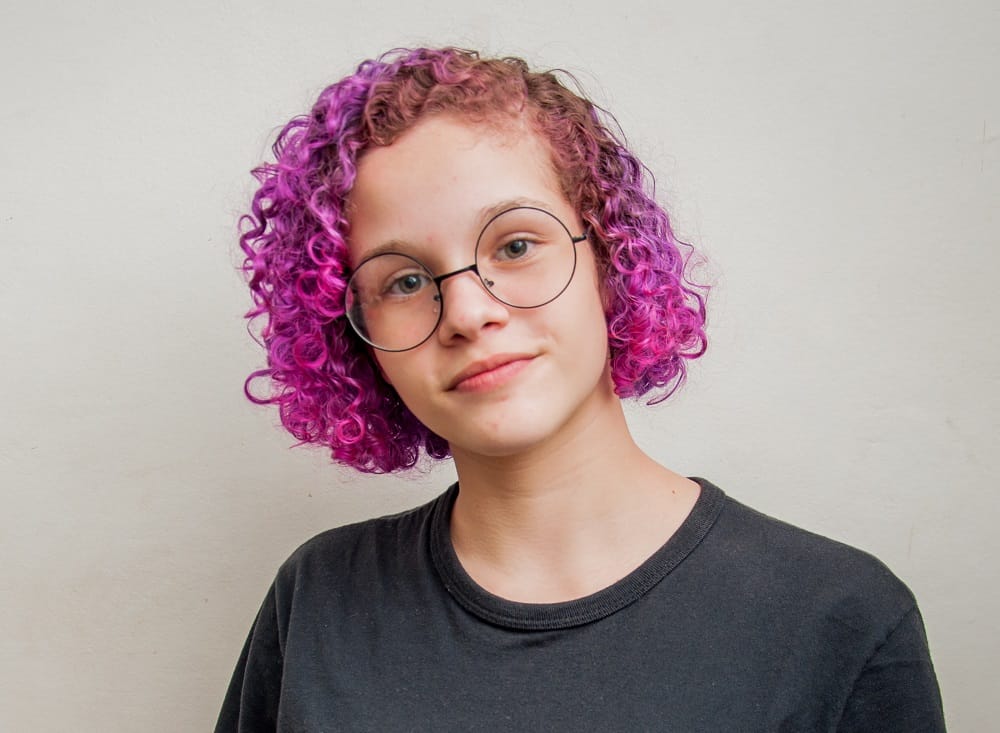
[448,355,536,393]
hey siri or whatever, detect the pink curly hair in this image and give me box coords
[241,47,708,473]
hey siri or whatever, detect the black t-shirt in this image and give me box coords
[216,478,945,731]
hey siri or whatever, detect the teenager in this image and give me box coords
[217,47,945,731]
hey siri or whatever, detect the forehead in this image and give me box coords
[346,115,570,260]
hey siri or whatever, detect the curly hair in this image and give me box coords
[241,47,708,473]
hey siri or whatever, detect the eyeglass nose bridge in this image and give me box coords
[430,262,496,302]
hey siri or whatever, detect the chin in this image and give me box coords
[444,403,583,461]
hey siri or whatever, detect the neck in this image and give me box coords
[448,387,700,603]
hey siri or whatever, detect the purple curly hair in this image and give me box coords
[241,47,708,473]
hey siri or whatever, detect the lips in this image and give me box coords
[447,353,536,391]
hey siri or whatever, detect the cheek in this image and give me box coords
[373,352,435,417]
[373,352,406,389]
[368,349,395,386]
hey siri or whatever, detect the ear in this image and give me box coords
[599,274,614,314]
[592,250,614,315]
[581,223,614,314]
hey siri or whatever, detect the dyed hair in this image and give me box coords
[241,47,708,473]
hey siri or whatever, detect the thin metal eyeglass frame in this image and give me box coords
[345,206,588,352]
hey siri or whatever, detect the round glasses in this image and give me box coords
[345,206,588,352]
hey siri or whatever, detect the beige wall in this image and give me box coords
[2,1,997,729]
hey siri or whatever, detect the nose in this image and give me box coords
[434,266,509,344]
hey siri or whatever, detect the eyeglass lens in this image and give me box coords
[345,207,581,352]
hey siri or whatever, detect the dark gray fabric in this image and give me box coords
[216,479,945,732]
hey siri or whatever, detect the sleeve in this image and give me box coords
[214,584,284,733]
[836,605,946,732]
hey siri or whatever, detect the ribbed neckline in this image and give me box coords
[429,477,726,631]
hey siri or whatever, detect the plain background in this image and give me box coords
[2,1,997,730]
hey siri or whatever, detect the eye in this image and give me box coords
[497,238,533,261]
[385,271,431,297]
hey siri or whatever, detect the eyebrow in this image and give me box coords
[477,196,557,223]
[361,197,561,261]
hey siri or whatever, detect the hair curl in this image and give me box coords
[241,47,708,473]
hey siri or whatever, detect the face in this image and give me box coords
[347,115,614,459]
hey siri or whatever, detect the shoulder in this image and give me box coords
[270,486,452,595]
[688,481,944,730]
[697,479,917,630]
